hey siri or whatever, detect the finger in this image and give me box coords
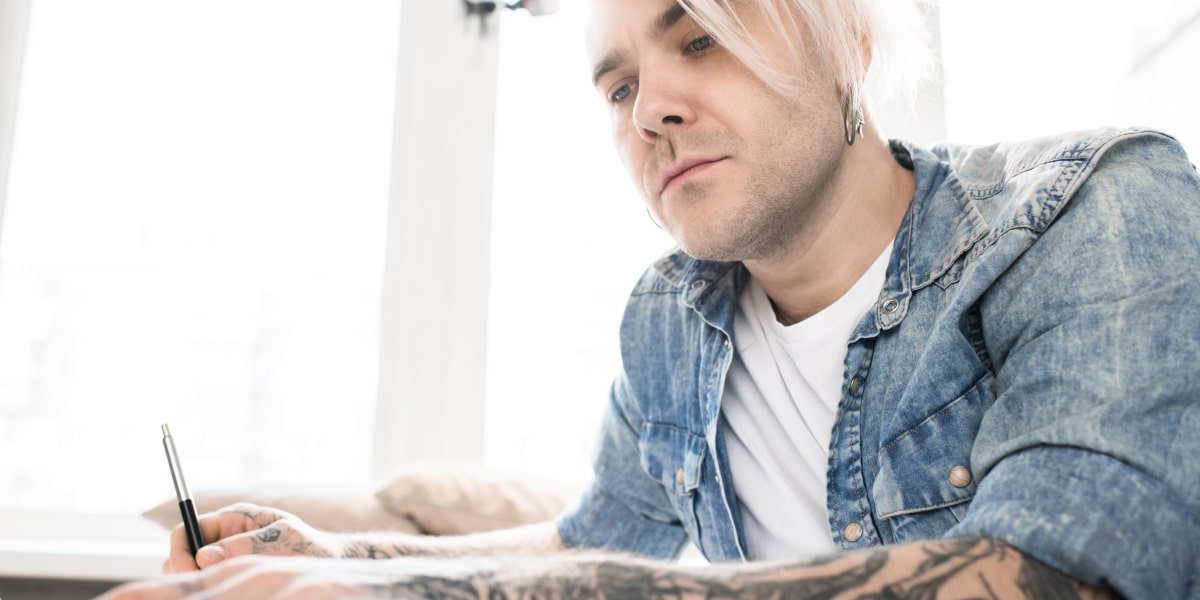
[196,543,231,568]
[166,503,285,573]
[196,523,304,569]
[166,522,200,573]
[213,513,339,567]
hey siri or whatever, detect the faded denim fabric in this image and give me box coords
[556,128,1200,599]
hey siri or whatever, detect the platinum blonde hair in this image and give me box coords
[680,0,933,111]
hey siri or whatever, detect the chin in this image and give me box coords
[676,239,739,263]
[676,227,781,263]
[663,209,748,263]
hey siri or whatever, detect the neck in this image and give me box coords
[745,120,913,324]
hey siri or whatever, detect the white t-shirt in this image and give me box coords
[720,244,892,559]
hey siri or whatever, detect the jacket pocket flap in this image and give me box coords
[872,377,992,518]
[639,423,706,494]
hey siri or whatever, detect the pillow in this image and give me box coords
[142,486,422,534]
[374,462,583,536]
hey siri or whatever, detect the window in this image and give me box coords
[0,0,400,514]
[939,0,1199,154]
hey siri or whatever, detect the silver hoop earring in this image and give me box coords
[646,206,663,230]
[843,86,864,145]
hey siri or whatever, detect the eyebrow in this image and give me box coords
[590,2,691,88]
[591,52,623,88]
[651,2,689,37]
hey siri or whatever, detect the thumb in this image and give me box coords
[196,543,230,568]
[193,524,281,568]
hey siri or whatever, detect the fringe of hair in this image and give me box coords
[679,0,935,110]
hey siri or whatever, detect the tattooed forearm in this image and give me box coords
[341,541,416,560]
[337,521,566,561]
[338,535,529,561]
[358,538,1114,600]
[221,505,1112,599]
[1018,551,1098,600]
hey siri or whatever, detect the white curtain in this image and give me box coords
[0,0,32,243]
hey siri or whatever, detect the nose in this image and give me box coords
[631,63,693,144]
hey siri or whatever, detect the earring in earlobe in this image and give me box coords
[843,85,864,145]
[646,206,664,230]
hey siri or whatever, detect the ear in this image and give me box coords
[860,32,873,74]
[851,17,873,88]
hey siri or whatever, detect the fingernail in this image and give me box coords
[198,545,228,563]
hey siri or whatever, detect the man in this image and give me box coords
[106,0,1200,597]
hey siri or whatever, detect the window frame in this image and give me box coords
[372,0,498,480]
[0,0,498,580]
[0,0,33,241]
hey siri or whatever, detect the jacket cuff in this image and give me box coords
[949,446,1197,600]
[556,480,688,559]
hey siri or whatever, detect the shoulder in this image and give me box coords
[931,127,1194,234]
[932,127,1190,187]
[890,128,1198,295]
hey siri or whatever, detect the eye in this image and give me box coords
[685,35,715,54]
[609,82,637,104]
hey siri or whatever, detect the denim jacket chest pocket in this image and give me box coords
[639,423,706,544]
[871,374,994,542]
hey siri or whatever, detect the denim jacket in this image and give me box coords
[557,128,1200,600]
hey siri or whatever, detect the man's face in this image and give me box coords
[586,0,847,262]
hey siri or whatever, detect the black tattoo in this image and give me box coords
[343,542,408,560]
[231,507,333,558]
[256,527,281,544]
[1018,553,1093,600]
[341,535,499,561]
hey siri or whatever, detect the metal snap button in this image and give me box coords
[676,468,685,486]
[848,376,861,395]
[843,522,864,542]
[691,280,705,290]
[949,466,973,488]
[881,298,900,314]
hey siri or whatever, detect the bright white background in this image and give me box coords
[0,0,1196,565]
[0,1,397,514]
[939,0,1199,152]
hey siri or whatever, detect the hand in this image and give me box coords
[102,555,393,600]
[163,503,341,574]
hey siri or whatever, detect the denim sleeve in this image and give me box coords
[949,133,1200,600]
[556,372,690,558]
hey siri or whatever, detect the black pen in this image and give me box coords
[161,423,206,557]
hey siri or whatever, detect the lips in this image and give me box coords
[659,157,726,195]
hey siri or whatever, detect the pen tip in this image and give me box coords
[161,423,170,436]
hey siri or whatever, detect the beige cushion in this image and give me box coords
[142,486,422,534]
[374,462,583,536]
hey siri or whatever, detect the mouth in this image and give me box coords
[659,157,727,195]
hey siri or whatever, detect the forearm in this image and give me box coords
[337,521,566,559]
[366,537,1114,599]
